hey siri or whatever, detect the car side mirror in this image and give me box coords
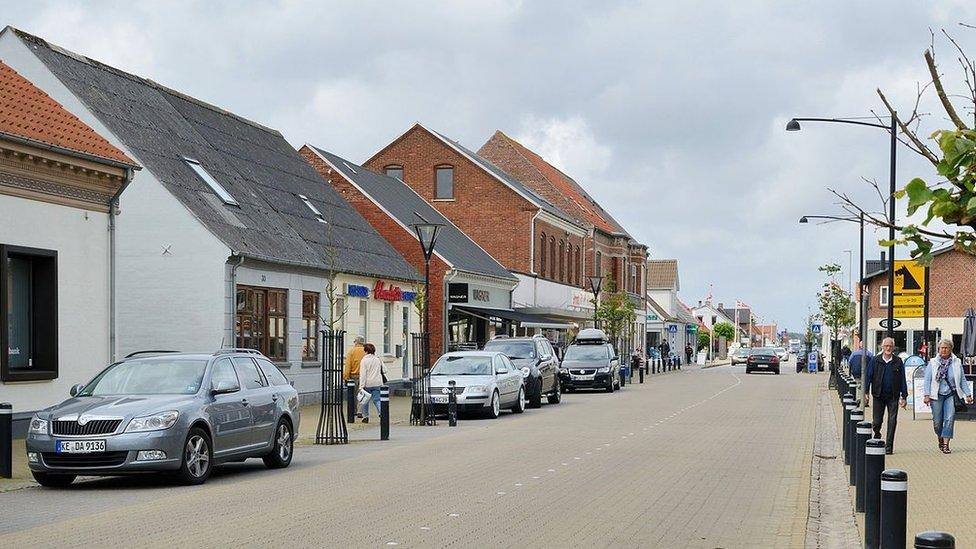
[211,380,240,395]
[69,383,86,397]
[496,368,509,375]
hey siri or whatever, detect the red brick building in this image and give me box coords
[301,144,518,359]
[364,124,593,345]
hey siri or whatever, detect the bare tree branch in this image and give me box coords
[926,49,969,129]
[876,88,942,165]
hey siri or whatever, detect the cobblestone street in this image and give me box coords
[0,364,822,548]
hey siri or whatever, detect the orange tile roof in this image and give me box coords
[487,131,622,235]
[0,60,135,166]
[647,259,679,289]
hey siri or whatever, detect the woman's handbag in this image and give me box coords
[953,390,968,413]
[356,388,372,408]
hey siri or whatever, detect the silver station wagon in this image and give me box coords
[427,351,526,419]
[25,349,300,487]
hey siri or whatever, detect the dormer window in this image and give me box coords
[385,165,404,180]
[298,194,326,223]
[184,157,238,206]
[435,165,454,199]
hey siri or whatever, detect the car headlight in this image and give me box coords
[125,411,179,433]
[558,368,569,374]
[597,367,610,373]
[28,416,48,435]
[465,385,489,395]
[521,367,531,378]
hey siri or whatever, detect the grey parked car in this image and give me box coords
[25,349,300,487]
[426,351,525,418]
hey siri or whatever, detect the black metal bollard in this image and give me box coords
[0,402,11,479]
[380,385,390,441]
[855,420,871,512]
[346,380,356,424]
[448,380,458,427]
[848,410,864,486]
[639,365,644,383]
[842,396,855,465]
[620,368,626,387]
[880,469,907,549]
[864,438,886,549]
[914,531,955,548]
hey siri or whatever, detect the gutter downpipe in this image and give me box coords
[108,166,136,362]
[229,253,245,347]
[529,210,542,310]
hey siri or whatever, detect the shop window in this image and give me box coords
[1,245,57,382]
[385,165,404,180]
[302,292,319,361]
[358,299,368,340]
[236,285,287,361]
[383,302,392,353]
[435,165,454,199]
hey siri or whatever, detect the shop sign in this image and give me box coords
[646,313,658,321]
[346,281,416,302]
[346,284,369,298]
[448,283,469,303]
[686,324,697,334]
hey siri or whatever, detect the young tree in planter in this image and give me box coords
[595,275,637,352]
[712,322,736,342]
[817,264,856,369]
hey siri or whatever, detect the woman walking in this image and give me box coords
[358,343,385,424]
[923,339,974,454]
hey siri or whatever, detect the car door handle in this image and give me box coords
[272,394,278,402]
[241,398,249,406]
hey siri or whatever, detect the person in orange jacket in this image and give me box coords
[343,337,366,415]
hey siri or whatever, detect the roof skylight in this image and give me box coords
[298,194,327,223]
[184,157,238,206]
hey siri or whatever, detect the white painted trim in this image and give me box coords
[865,447,886,455]
[538,210,588,237]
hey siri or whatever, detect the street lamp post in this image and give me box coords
[412,221,443,426]
[799,212,868,409]
[787,115,897,339]
[589,275,603,328]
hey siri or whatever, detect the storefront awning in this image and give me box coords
[451,305,575,330]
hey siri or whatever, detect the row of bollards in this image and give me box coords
[644,357,681,375]
[834,371,957,548]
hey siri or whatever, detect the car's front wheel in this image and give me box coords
[528,378,543,408]
[485,390,501,419]
[175,427,212,485]
[511,387,526,414]
[263,419,294,469]
[606,378,614,393]
[547,379,561,404]
[32,472,76,488]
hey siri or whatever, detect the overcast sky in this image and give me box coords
[8,1,976,331]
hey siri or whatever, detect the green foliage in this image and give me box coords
[594,274,636,343]
[712,321,735,341]
[697,330,710,350]
[816,263,856,342]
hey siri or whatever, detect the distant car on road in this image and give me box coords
[558,329,621,393]
[772,347,789,361]
[746,347,781,374]
[730,347,750,365]
[427,351,525,419]
[482,335,561,407]
[26,349,300,487]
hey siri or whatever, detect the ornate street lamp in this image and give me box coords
[589,275,603,328]
[411,221,443,425]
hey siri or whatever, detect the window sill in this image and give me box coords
[301,361,320,369]
[2,370,58,383]
[432,198,456,202]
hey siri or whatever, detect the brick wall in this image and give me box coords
[534,218,586,286]
[364,124,538,274]
[301,146,446,360]
[865,249,976,319]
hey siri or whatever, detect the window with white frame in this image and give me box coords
[298,194,326,223]
[879,285,889,307]
[184,157,238,206]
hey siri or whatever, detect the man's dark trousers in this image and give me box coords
[871,394,899,449]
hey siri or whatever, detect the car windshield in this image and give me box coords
[80,358,207,395]
[564,345,609,361]
[430,355,493,375]
[482,341,535,359]
[751,348,776,356]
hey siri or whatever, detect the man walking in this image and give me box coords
[343,336,366,416]
[864,337,908,454]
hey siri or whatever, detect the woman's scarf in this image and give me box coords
[936,356,952,384]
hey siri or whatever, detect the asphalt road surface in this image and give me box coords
[0,359,822,548]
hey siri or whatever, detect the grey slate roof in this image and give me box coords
[426,127,582,228]
[309,146,516,282]
[16,29,419,282]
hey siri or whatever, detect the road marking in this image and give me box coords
[515,483,523,486]
[532,476,540,479]
[497,491,506,495]
[420,527,431,531]
[548,469,555,472]
[449,513,460,517]
[386,542,399,546]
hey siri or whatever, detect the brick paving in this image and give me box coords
[0,364,820,548]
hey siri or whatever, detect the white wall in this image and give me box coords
[512,273,593,313]
[0,196,111,412]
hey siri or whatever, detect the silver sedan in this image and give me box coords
[25,350,300,487]
[427,351,526,418]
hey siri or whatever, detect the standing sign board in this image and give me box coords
[807,352,818,373]
[893,260,925,318]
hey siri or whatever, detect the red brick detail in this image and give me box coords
[300,146,447,360]
[865,250,976,320]
[0,60,135,165]
[363,124,539,275]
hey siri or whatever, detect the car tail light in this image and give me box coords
[771,356,779,363]
[747,356,755,363]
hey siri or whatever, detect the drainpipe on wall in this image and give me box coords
[108,166,136,363]
[229,253,245,348]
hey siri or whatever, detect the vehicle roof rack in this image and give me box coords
[124,350,180,358]
[212,348,264,356]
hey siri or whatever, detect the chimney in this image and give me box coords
[880,251,886,262]
[718,302,724,310]
[697,300,702,307]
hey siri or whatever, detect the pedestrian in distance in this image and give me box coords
[684,344,693,365]
[848,345,873,380]
[343,336,366,417]
[358,343,385,424]
[660,340,670,361]
[864,337,908,455]
[923,339,974,454]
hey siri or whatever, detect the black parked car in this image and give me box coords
[558,329,621,393]
[746,347,780,374]
[483,335,561,407]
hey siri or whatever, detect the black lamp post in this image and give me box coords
[412,221,443,425]
[799,212,868,409]
[589,275,603,328]
[787,115,897,339]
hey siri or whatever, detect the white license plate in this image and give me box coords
[431,395,448,404]
[572,374,594,381]
[56,440,106,453]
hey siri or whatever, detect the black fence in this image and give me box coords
[410,333,435,425]
[316,330,348,444]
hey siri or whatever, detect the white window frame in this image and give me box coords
[184,157,238,206]
[879,285,889,307]
[298,194,326,223]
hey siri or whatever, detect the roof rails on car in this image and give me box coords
[490,334,510,340]
[212,348,265,357]
[124,350,180,358]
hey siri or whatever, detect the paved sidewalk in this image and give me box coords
[833,386,976,544]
